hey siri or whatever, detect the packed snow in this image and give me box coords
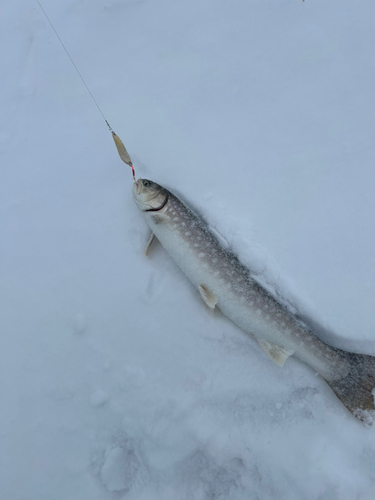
[1,0,375,498]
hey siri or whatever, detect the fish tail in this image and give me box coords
[325,351,375,425]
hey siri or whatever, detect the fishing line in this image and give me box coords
[36,0,136,180]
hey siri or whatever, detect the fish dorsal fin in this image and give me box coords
[257,339,294,367]
[199,284,217,309]
[145,232,156,256]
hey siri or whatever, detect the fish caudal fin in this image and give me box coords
[326,352,375,425]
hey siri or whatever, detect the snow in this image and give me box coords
[90,388,109,407]
[1,0,375,498]
[100,445,141,492]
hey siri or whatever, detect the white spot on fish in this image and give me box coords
[185,231,191,236]
[199,252,205,258]
[173,217,179,221]
[194,243,199,247]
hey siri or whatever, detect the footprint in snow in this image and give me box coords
[99,437,149,494]
[100,445,140,493]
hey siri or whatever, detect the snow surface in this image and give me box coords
[1,0,375,498]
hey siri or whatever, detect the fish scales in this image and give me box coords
[132,178,375,423]
[143,190,342,379]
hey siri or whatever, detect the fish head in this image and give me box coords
[132,178,167,211]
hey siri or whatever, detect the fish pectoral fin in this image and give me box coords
[145,232,156,256]
[257,339,294,367]
[198,284,217,309]
[151,213,170,224]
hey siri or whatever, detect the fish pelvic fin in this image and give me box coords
[258,339,294,367]
[145,232,156,256]
[198,284,217,309]
[325,352,375,425]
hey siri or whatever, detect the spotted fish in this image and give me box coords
[132,178,375,424]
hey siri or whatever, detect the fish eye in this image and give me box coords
[143,180,151,187]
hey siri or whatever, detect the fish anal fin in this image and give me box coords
[145,233,156,256]
[258,339,294,367]
[199,284,217,309]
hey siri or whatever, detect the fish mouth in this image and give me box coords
[134,179,142,195]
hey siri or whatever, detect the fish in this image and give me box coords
[132,178,375,424]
